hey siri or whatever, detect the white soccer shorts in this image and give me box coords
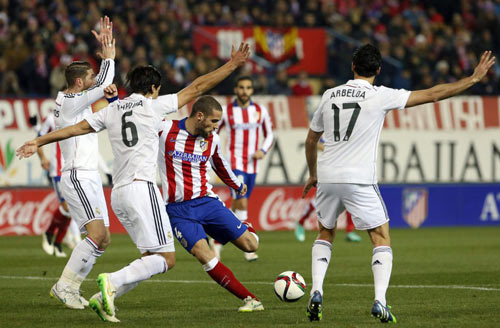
[111,181,175,253]
[61,169,109,232]
[315,183,389,230]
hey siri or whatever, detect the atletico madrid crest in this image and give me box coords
[199,139,208,152]
[402,188,428,228]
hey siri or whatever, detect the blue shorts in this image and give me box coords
[51,176,65,203]
[166,196,247,253]
[231,170,256,199]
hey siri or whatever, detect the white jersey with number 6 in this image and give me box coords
[85,93,178,189]
[310,79,411,184]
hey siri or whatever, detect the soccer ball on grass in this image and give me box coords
[273,271,306,302]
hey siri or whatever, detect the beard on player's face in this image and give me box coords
[195,121,211,138]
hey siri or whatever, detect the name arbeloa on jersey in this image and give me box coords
[330,89,366,98]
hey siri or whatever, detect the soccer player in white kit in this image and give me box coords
[32,17,115,310]
[302,44,495,323]
[17,44,251,321]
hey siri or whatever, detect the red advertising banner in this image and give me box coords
[0,188,126,236]
[192,26,326,75]
[0,186,320,236]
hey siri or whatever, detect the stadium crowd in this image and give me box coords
[0,0,498,97]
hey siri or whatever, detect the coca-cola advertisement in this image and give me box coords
[0,188,126,236]
[0,186,323,235]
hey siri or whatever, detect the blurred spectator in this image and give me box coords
[0,0,497,97]
[268,68,291,95]
[49,54,72,97]
[292,70,313,96]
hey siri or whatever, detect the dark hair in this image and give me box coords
[190,95,222,117]
[65,61,92,87]
[235,75,253,87]
[352,44,382,77]
[127,65,162,94]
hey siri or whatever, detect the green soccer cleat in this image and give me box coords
[97,273,117,317]
[294,223,306,242]
[89,293,120,323]
[306,290,323,321]
[346,231,362,242]
[371,300,397,323]
[238,296,264,312]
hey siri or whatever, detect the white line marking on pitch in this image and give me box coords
[0,275,499,292]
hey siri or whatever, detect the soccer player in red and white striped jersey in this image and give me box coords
[216,76,274,261]
[158,96,264,312]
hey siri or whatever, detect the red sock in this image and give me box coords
[299,201,315,226]
[55,216,71,244]
[206,261,257,300]
[45,209,61,235]
[346,211,354,233]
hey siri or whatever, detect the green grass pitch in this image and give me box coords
[1,227,499,327]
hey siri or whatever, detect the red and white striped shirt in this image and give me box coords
[38,113,63,177]
[158,118,242,204]
[219,100,274,174]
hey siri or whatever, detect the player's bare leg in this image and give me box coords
[232,198,258,261]
[92,251,175,321]
[191,239,263,312]
[367,222,396,323]
[51,219,110,309]
[307,222,336,321]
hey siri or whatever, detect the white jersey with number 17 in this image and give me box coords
[310,79,411,185]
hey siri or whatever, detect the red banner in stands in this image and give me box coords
[0,186,321,235]
[192,26,326,75]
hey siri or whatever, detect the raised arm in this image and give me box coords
[406,51,495,108]
[176,43,250,108]
[17,121,96,159]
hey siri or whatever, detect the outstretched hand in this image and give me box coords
[91,16,113,43]
[97,33,116,60]
[302,176,317,198]
[16,140,38,160]
[471,51,496,83]
[230,43,251,67]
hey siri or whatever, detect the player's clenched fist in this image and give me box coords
[104,84,118,98]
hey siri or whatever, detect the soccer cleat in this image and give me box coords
[346,231,362,242]
[89,293,120,323]
[371,300,397,323]
[54,244,68,258]
[42,233,54,256]
[97,273,117,316]
[244,252,259,262]
[238,296,264,312]
[49,282,85,309]
[294,222,306,242]
[306,290,323,321]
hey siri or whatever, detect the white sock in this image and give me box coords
[115,282,139,298]
[69,219,80,237]
[110,254,167,289]
[59,237,103,290]
[234,209,248,222]
[311,240,332,296]
[202,257,219,271]
[372,246,393,306]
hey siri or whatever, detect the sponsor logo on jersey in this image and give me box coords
[234,122,260,130]
[402,188,428,228]
[168,150,208,163]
